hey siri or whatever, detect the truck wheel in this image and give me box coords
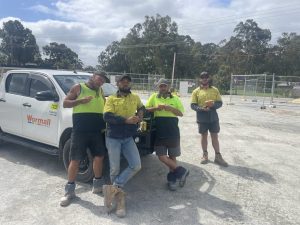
[62,138,94,183]
[0,129,4,145]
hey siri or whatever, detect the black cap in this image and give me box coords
[116,74,132,82]
[94,71,109,82]
[200,71,209,78]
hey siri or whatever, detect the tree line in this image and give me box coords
[99,15,300,92]
[1,16,300,92]
[0,20,83,70]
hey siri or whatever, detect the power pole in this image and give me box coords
[171,52,176,87]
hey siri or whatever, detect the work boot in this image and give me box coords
[103,185,122,213]
[60,182,76,207]
[92,177,104,194]
[200,151,208,164]
[174,166,189,187]
[167,172,177,191]
[214,153,228,167]
[115,189,126,218]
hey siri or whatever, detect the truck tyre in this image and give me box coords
[0,130,5,146]
[62,138,94,182]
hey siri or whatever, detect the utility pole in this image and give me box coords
[171,52,176,87]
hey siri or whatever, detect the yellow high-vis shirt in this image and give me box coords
[104,92,143,117]
[146,93,184,118]
[191,86,222,107]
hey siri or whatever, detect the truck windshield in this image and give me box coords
[54,75,90,94]
[53,75,117,96]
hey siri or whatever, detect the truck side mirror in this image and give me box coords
[35,90,59,102]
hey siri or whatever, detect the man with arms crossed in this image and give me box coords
[103,74,144,217]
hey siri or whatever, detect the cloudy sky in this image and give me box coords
[1,0,300,66]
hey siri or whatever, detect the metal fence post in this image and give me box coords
[229,73,233,104]
[261,73,267,109]
[270,73,275,105]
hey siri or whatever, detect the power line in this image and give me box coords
[176,48,300,58]
[5,41,300,54]
[119,41,188,49]
[3,35,300,54]
[177,3,300,28]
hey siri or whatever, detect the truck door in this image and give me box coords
[0,73,28,136]
[22,74,59,146]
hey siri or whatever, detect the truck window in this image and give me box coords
[29,79,51,97]
[54,75,90,94]
[6,73,28,95]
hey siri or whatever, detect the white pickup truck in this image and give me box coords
[0,69,155,182]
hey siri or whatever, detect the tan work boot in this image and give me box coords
[214,153,228,167]
[103,185,122,213]
[115,189,126,218]
[200,151,208,164]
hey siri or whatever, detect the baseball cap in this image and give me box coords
[94,71,109,82]
[199,71,209,78]
[116,74,132,82]
[156,78,169,87]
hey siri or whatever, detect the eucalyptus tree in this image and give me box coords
[43,42,82,69]
[0,20,40,66]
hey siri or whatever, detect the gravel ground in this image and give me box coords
[0,95,299,225]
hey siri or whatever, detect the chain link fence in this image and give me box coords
[106,71,198,96]
[229,74,300,107]
[106,72,165,94]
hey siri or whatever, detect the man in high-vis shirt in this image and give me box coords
[103,74,144,217]
[60,71,107,207]
[191,71,228,167]
[146,78,189,191]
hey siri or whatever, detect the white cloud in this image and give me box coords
[1,0,300,66]
[0,17,118,66]
[29,4,59,15]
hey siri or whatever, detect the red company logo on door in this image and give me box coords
[27,115,51,127]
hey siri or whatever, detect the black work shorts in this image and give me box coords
[154,138,181,157]
[198,121,220,134]
[70,131,106,161]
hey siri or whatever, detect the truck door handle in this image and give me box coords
[22,103,31,107]
[0,98,6,102]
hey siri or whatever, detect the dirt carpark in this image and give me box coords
[0,95,299,225]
